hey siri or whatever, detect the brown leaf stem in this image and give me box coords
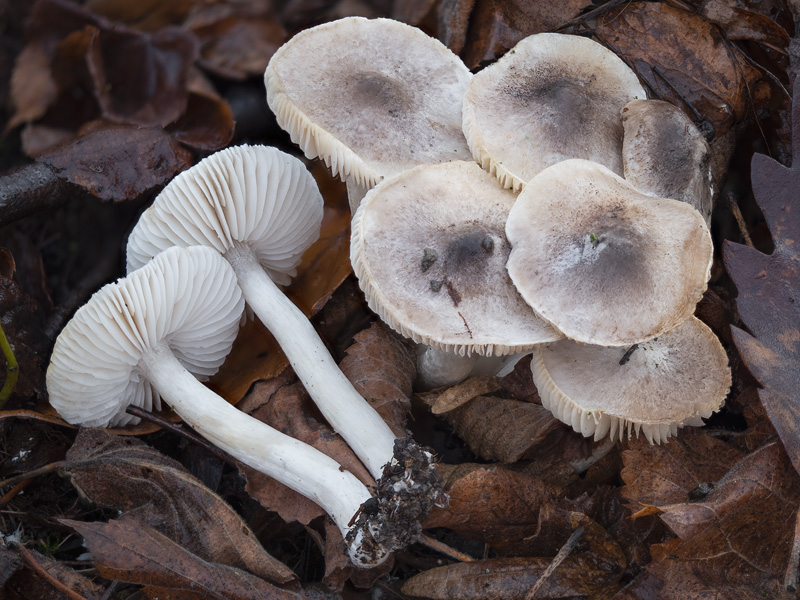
[12,542,91,600]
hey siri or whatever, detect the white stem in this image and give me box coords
[225,244,397,480]
[138,343,384,565]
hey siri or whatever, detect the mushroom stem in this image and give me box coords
[224,243,397,479]
[139,342,387,566]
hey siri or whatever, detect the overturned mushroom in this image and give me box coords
[506,159,712,347]
[126,145,441,515]
[532,316,731,443]
[462,32,646,191]
[47,246,391,566]
[351,161,560,362]
[265,16,472,198]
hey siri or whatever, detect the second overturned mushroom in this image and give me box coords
[47,246,391,566]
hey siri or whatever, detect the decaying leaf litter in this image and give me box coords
[0,0,798,597]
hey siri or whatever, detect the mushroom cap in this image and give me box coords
[265,17,472,188]
[532,316,731,443]
[506,159,713,346]
[462,32,646,191]
[621,99,713,223]
[351,161,561,357]
[47,246,245,428]
[127,145,323,286]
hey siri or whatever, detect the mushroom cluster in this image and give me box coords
[265,19,730,444]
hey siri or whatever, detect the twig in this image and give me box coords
[727,192,755,248]
[0,320,19,408]
[0,162,76,229]
[0,480,30,506]
[418,534,475,562]
[0,461,65,489]
[125,406,238,467]
[785,505,800,593]
[100,580,120,600]
[13,542,91,600]
[525,526,584,599]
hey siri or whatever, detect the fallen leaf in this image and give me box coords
[63,517,302,600]
[338,320,416,434]
[460,0,589,68]
[64,429,295,584]
[167,90,235,151]
[404,512,625,599]
[595,1,764,138]
[438,0,476,55]
[701,0,790,46]
[724,77,800,475]
[6,43,57,130]
[429,375,502,414]
[424,463,560,555]
[6,547,104,600]
[621,427,745,510]
[392,0,437,25]
[84,0,194,31]
[637,442,800,598]
[38,123,193,201]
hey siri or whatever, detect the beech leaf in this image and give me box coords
[724,77,800,476]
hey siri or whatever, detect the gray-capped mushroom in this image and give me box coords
[462,32,646,191]
[621,98,713,224]
[265,16,472,202]
[351,161,561,362]
[532,316,731,443]
[506,159,713,347]
[47,246,391,567]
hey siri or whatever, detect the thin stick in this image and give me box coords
[100,580,120,600]
[0,480,30,506]
[0,461,65,489]
[785,505,800,593]
[728,193,755,248]
[13,542,91,600]
[125,406,237,467]
[417,534,474,562]
[525,526,584,599]
[0,320,19,408]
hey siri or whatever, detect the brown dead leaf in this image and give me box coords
[459,0,589,68]
[339,321,416,434]
[392,0,437,25]
[63,517,303,600]
[168,90,235,151]
[192,16,287,80]
[404,512,625,599]
[6,43,57,130]
[701,0,790,46]
[241,381,373,527]
[438,0,476,55]
[64,429,295,584]
[424,463,560,554]
[724,77,800,475]
[38,123,193,201]
[436,395,563,463]
[635,442,800,599]
[595,1,763,138]
[7,547,104,600]
[620,427,745,511]
[430,375,502,414]
[84,0,194,31]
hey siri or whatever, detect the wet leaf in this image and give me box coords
[424,463,560,554]
[38,123,193,201]
[700,0,790,46]
[168,90,235,151]
[338,321,416,434]
[404,512,625,599]
[637,442,800,599]
[63,517,302,600]
[724,77,800,475]
[64,429,295,584]
[621,427,745,511]
[84,0,194,31]
[459,0,589,68]
[595,1,764,138]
